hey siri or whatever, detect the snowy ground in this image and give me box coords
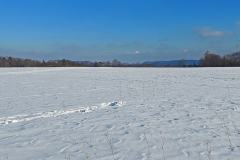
[0,67,240,160]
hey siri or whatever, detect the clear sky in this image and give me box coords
[0,0,240,62]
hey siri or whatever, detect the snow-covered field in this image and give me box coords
[0,67,240,160]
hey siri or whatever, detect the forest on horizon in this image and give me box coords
[1,51,240,67]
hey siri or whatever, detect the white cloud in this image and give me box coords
[183,49,190,53]
[135,50,140,55]
[197,27,232,38]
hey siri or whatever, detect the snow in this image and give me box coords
[0,67,240,160]
[0,101,125,125]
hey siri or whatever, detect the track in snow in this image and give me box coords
[0,101,125,125]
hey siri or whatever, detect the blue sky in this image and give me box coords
[0,0,240,62]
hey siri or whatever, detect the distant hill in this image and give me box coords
[143,60,201,67]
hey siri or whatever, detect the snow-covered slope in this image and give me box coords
[0,67,240,160]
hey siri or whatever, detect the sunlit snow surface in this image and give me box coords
[0,67,240,160]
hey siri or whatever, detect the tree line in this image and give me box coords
[1,51,240,67]
[0,57,152,67]
[200,51,240,67]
